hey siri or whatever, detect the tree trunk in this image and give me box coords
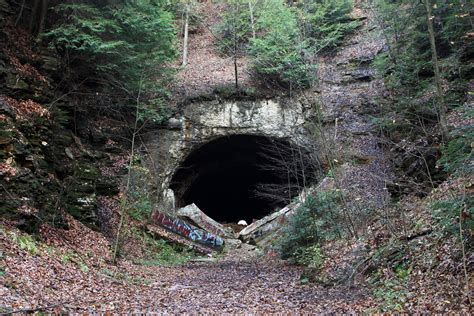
[423,0,448,139]
[234,44,238,90]
[248,1,256,40]
[182,4,189,67]
[37,0,48,36]
[15,0,26,27]
[29,0,40,34]
[233,3,239,90]
[29,0,48,36]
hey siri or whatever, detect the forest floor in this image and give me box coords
[171,0,253,102]
[0,217,375,314]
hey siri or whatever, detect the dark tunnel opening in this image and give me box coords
[169,135,320,223]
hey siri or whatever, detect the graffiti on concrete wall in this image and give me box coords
[153,212,224,249]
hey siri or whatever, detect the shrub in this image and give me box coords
[430,195,474,234]
[294,244,324,268]
[139,235,196,266]
[278,191,343,260]
[296,0,360,53]
[249,0,312,88]
[438,123,473,175]
[10,232,38,255]
[43,0,176,122]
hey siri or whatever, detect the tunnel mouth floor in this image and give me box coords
[170,135,318,224]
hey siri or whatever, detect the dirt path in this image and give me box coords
[129,259,373,313]
[1,228,374,314]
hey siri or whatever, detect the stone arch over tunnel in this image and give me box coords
[169,134,319,223]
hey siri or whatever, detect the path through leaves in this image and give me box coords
[0,221,374,313]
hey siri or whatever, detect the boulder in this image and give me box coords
[153,211,224,249]
[176,203,234,238]
[238,204,295,243]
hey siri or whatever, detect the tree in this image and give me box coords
[249,0,311,88]
[29,0,49,36]
[215,0,255,90]
[44,0,176,121]
[371,0,472,141]
[295,0,360,54]
[180,0,198,67]
[182,3,190,67]
[423,0,448,138]
[248,0,257,40]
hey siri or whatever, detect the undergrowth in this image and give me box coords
[136,232,198,266]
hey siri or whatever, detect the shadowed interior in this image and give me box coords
[170,135,317,223]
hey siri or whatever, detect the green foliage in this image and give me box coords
[215,0,255,56]
[296,0,360,52]
[215,0,358,88]
[373,279,409,312]
[44,0,176,122]
[278,191,343,260]
[438,121,473,175]
[430,195,474,233]
[394,263,412,281]
[127,192,153,221]
[60,250,90,272]
[126,162,157,221]
[249,0,312,87]
[10,232,38,255]
[294,244,324,268]
[371,0,472,138]
[370,260,412,311]
[139,235,196,266]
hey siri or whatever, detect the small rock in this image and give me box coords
[167,118,182,129]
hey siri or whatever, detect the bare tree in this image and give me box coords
[182,2,190,67]
[423,0,448,139]
[254,137,323,207]
[248,0,256,40]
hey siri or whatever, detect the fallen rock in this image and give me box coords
[153,211,225,249]
[239,205,295,243]
[146,224,215,254]
[167,117,182,129]
[177,203,234,238]
[224,238,242,251]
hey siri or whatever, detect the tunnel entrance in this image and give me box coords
[169,135,319,223]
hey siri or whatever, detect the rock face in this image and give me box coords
[143,98,312,194]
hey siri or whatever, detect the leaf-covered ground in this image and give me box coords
[0,217,375,313]
[171,1,253,101]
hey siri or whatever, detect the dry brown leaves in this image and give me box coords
[2,19,41,62]
[4,48,48,84]
[4,96,50,121]
[171,1,252,100]
[0,161,17,177]
[0,216,375,314]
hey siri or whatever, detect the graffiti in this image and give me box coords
[153,212,224,249]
